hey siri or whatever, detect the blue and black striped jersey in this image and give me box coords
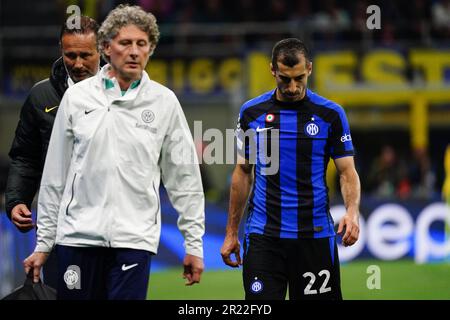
[236,89,354,239]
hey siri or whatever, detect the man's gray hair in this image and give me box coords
[98,4,160,63]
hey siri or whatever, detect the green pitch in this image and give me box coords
[147,260,450,300]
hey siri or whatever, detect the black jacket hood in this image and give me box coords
[49,57,69,98]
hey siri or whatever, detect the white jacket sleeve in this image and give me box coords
[159,93,205,258]
[35,92,73,253]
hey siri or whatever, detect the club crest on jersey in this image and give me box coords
[250,278,263,293]
[265,114,275,123]
[141,110,155,123]
[304,122,320,136]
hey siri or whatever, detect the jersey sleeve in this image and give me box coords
[329,107,355,159]
[235,108,252,160]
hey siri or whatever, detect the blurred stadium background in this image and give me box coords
[0,0,449,299]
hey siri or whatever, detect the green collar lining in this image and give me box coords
[103,78,141,92]
[104,78,115,90]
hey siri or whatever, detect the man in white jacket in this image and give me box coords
[23,4,205,300]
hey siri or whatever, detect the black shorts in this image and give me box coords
[243,233,342,300]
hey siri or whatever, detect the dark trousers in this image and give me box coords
[42,250,58,289]
[55,245,152,300]
[243,234,342,300]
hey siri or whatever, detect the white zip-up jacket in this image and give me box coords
[35,65,205,258]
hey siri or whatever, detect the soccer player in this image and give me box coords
[221,38,361,300]
[5,16,100,289]
[23,4,205,300]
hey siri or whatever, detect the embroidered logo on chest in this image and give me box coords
[304,121,320,136]
[141,110,155,123]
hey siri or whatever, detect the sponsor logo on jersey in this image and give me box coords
[341,134,352,142]
[256,126,273,132]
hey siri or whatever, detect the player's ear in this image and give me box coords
[270,63,276,77]
[307,61,312,76]
[103,41,111,56]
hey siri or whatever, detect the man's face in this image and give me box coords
[271,53,312,102]
[61,32,100,83]
[104,24,151,81]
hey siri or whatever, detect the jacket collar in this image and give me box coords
[49,57,69,98]
[96,64,150,101]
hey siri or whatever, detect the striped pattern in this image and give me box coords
[238,89,354,239]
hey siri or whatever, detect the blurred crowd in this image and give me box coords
[365,145,437,200]
[2,0,450,45]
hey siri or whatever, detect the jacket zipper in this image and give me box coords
[106,106,113,246]
[152,181,160,225]
[66,173,77,216]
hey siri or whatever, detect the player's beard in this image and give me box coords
[282,89,302,101]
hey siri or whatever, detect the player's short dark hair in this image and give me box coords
[59,15,99,42]
[271,38,311,69]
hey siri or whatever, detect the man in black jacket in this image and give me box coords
[5,16,100,288]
